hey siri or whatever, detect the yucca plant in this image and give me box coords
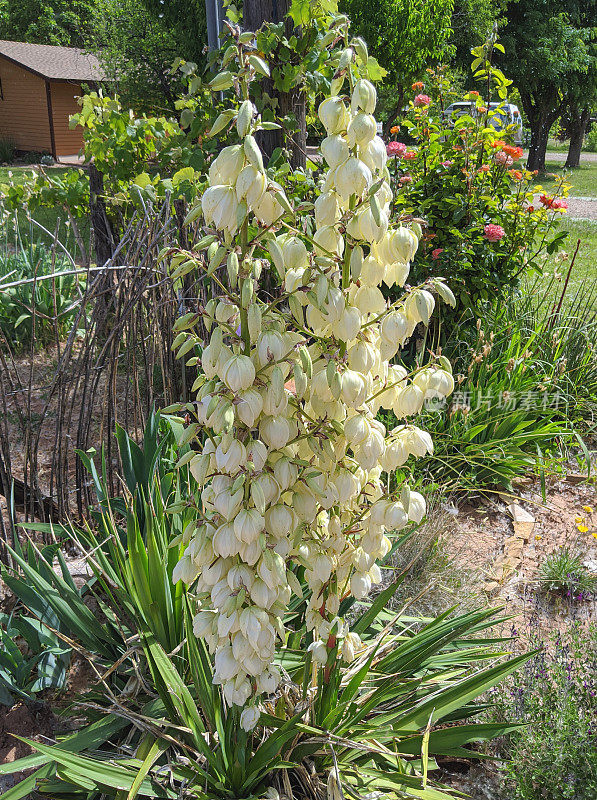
[1,570,528,800]
[1,406,530,800]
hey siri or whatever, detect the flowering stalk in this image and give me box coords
[170,23,455,732]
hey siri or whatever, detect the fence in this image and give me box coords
[0,198,204,558]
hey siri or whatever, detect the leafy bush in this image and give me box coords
[585,124,597,153]
[389,64,570,314]
[492,622,597,800]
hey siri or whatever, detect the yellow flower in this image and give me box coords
[574,515,583,524]
[592,533,597,540]
[577,524,589,533]
[582,505,593,514]
[535,535,542,541]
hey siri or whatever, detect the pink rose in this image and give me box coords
[399,175,413,185]
[441,160,453,168]
[484,224,505,242]
[414,94,431,107]
[404,150,417,161]
[431,248,444,260]
[494,151,513,167]
[386,141,407,157]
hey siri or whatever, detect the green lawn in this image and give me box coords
[525,218,597,314]
[531,159,597,197]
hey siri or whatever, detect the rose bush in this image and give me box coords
[386,71,571,316]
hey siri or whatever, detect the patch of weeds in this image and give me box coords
[386,499,481,617]
[490,620,597,800]
[538,546,597,600]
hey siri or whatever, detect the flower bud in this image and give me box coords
[236,99,254,138]
[351,79,377,114]
[318,97,350,134]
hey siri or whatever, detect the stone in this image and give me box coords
[507,502,535,540]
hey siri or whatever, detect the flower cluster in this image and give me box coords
[171,46,454,730]
[540,194,569,211]
[484,223,505,242]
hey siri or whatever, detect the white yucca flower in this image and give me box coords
[170,37,456,727]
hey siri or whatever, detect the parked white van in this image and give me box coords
[442,102,523,145]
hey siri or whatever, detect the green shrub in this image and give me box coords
[389,66,570,315]
[0,136,15,164]
[585,124,597,153]
[538,547,597,599]
[491,622,597,800]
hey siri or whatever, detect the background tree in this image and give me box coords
[499,0,593,172]
[0,0,98,45]
[450,0,499,76]
[339,0,455,131]
[90,0,186,111]
[142,0,207,66]
[561,0,597,168]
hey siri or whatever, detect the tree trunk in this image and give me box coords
[526,115,551,172]
[382,86,405,138]
[243,0,306,170]
[89,163,115,267]
[565,106,590,169]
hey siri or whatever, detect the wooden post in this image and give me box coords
[45,80,57,160]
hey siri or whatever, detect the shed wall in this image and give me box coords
[0,57,52,153]
[50,81,84,156]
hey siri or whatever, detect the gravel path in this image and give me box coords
[544,150,597,163]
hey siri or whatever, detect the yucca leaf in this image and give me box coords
[12,739,175,798]
[127,738,169,800]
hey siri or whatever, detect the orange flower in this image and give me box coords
[478,106,488,114]
[478,164,491,173]
[412,81,424,91]
[491,139,506,149]
[503,145,523,160]
[508,169,523,180]
[469,90,480,98]
[390,125,400,134]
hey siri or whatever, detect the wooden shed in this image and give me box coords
[0,40,104,159]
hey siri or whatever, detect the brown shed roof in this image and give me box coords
[0,40,105,82]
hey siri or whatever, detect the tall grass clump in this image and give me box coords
[417,275,597,491]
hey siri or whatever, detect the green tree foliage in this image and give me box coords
[0,0,98,46]
[450,0,498,75]
[142,0,207,67]
[90,0,187,111]
[499,0,594,171]
[560,0,597,167]
[339,0,455,126]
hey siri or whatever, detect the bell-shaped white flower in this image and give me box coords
[221,354,256,393]
[335,157,372,200]
[346,113,377,148]
[321,135,349,168]
[318,97,350,134]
